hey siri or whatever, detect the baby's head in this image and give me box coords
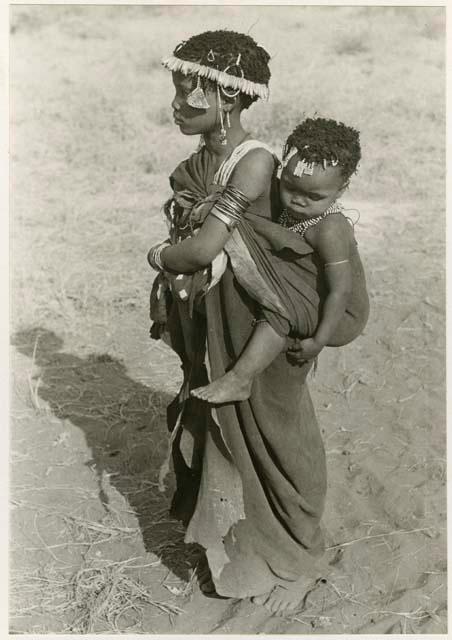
[280,118,361,218]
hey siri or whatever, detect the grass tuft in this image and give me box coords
[333,34,370,56]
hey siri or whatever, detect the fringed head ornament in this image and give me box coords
[282,146,340,178]
[162,30,271,107]
[283,118,361,181]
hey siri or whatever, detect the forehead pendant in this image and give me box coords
[186,75,210,110]
[293,159,315,177]
[283,147,315,177]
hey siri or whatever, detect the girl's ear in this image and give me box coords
[222,97,238,113]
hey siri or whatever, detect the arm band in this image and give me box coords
[209,184,250,230]
[324,259,350,267]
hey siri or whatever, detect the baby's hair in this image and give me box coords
[283,118,361,180]
[173,30,271,109]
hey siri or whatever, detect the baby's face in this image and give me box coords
[280,154,346,219]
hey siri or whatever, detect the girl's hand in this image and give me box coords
[287,337,323,365]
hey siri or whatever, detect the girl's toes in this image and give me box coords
[277,602,290,616]
[252,593,269,605]
[269,600,281,614]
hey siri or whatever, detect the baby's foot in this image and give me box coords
[253,576,323,616]
[191,370,253,403]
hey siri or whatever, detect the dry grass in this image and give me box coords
[11,558,184,633]
[10,487,192,632]
[333,33,370,57]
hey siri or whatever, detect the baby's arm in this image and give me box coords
[150,149,275,273]
[294,216,352,360]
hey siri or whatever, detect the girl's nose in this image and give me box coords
[171,96,180,111]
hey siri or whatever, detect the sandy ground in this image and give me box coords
[10,5,446,635]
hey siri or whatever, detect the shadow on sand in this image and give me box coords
[11,326,200,582]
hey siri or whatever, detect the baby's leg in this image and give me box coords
[192,320,286,403]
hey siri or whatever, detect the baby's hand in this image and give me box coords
[287,337,323,366]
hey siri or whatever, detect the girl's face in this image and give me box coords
[171,72,219,136]
[280,154,347,218]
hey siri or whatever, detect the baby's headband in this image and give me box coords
[283,146,339,177]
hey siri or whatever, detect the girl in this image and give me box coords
[149,30,333,615]
[191,118,370,404]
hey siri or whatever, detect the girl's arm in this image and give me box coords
[158,149,275,273]
[293,216,352,359]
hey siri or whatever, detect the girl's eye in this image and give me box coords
[176,86,190,98]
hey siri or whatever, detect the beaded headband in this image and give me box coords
[162,52,269,101]
[283,146,339,177]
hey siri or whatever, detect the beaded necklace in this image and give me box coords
[278,202,344,237]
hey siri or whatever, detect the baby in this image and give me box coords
[192,117,369,403]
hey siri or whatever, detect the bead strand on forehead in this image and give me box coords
[162,31,271,105]
[278,202,344,237]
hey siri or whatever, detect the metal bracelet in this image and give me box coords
[148,241,170,271]
[210,209,239,231]
[209,184,250,229]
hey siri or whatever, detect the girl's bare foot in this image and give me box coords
[252,576,323,616]
[191,370,253,403]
